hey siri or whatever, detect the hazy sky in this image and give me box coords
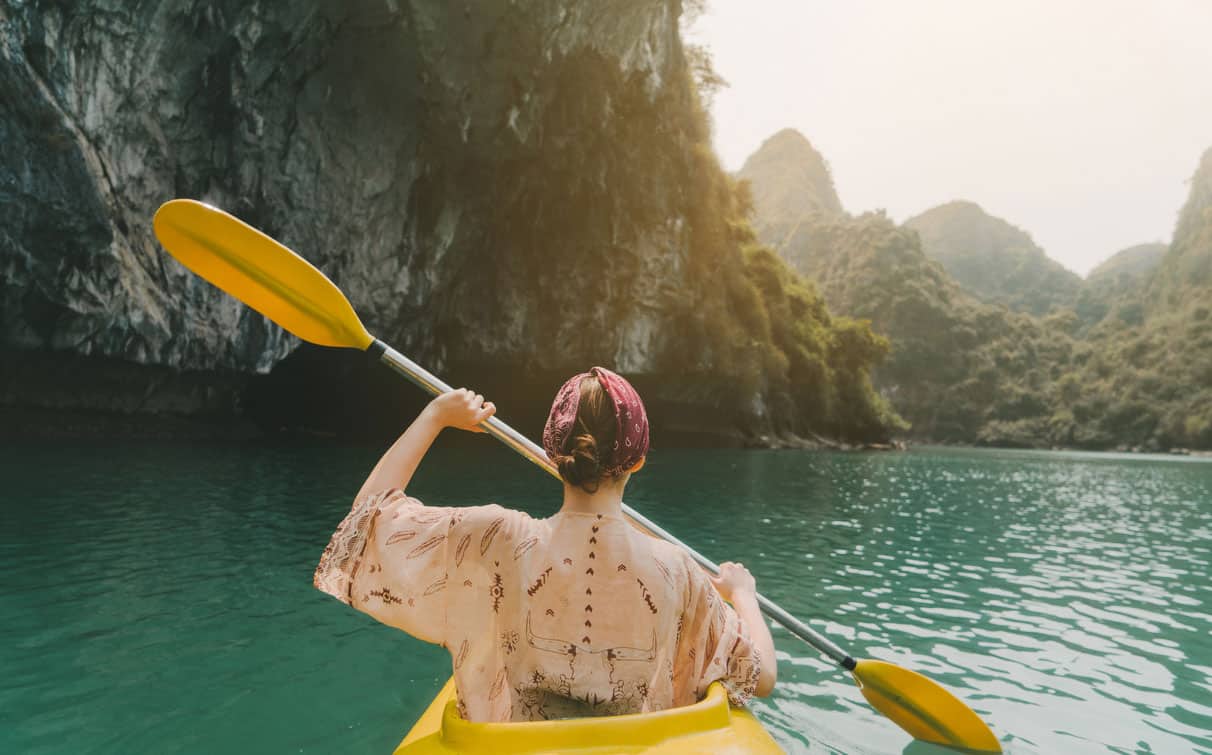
[687,1,1212,275]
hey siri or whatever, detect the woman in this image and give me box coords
[314,367,777,722]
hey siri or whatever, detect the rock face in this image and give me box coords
[906,201,1081,316]
[736,128,843,243]
[0,0,817,441]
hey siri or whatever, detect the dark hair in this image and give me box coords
[553,376,617,493]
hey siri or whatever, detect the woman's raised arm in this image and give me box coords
[354,389,496,501]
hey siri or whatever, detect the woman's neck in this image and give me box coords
[558,477,628,518]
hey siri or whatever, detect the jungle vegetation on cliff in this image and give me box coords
[740,130,1212,451]
[0,0,901,445]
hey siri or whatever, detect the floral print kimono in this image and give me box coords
[314,488,763,722]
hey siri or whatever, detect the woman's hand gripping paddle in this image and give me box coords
[152,199,1002,753]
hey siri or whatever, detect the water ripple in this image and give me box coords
[3,442,1211,754]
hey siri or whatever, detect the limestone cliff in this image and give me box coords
[1,1,896,444]
[1149,147,1212,309]
[0,0,685,434]
[736,128,843,246]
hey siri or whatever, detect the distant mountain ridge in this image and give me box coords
[906,201,1081,316]
[1088,243,1167,280]
[737,130,1064,442]
[740,127,1212,450]
[736,129,843,243]
[1075,243,1166,330]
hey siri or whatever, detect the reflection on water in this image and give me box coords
[2,442,1210,754]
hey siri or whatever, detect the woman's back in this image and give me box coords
[315,367,773,723]
[315,491,761,722]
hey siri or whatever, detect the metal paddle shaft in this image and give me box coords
[370,339,857,670]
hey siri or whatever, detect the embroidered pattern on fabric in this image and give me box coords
[500,630,519,655]
[407,534,446,559]
[513,668,550,720]
[522,611,658,717]
[514,537,539,559]
[653,557,675,588]
[490,565,504,613]
[481,518,504,555]
[410,509,449,525]
[367,587,404,605]
[385,530,416,545]
[636,578,658,614]
[313,489,393,605]
[489,668,509,700]
[454,534,471,567]
[722,646,762,707]
[527,567,552,596]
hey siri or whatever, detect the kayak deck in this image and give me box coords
[394,678,783,753]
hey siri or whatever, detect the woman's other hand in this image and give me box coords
[712,561,777,696]
[710,561,757,603]
[425,388,496,433]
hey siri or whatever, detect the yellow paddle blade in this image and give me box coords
[853,659,1001,753]
[152,199,374,350]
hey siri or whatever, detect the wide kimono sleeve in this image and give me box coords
[313,488,458,646]
[673,555,764,707]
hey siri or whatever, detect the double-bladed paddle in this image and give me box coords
[153,198,1002,752]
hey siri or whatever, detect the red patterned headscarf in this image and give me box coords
[542,367,650,477]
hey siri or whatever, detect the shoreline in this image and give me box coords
[5,405,1208,458]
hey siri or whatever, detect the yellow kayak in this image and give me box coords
[394,678,784,754]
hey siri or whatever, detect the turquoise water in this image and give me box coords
[2,441,1210,754]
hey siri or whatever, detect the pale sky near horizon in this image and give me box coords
[686,1,1212,276]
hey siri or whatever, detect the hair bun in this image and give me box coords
[549,375,617,493]
[558,433,602,490]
